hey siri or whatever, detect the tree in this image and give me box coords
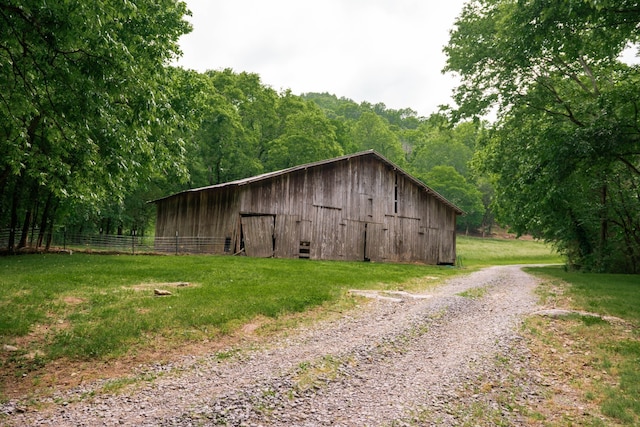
[191,91,250,187]
[0,0,192,249]
[196,69,280,183]
[409,117,476,177]
[445,0,640,272]
[350,112,406,164]
[407,116,494,234]
[265,101,343,170]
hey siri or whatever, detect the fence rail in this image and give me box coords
[0,229,231,255]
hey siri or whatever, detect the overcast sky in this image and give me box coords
[175,1,468,118]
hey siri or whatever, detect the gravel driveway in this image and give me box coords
[3,265,545,426]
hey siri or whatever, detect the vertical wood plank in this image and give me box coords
[241,215,275,258]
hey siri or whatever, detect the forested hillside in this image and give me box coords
[2,1,638,272]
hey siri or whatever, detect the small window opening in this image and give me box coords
[363,223,370,262]
[394,173,398,214]
[299,241,310,259]
[224,237,231,253]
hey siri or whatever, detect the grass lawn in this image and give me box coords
[525,266,640,426]
[0,236,559,399]
[0,254,459,398]
[456,235,563,267]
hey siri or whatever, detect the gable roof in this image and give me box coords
[152,150,463,214]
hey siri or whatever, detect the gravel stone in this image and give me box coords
[2,265,546,426]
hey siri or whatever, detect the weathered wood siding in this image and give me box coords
[154,152,459,264]
[155,186,239,253]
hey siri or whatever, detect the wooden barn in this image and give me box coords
[152,151,462,264]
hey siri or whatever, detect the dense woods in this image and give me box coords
[2,1,638,272]
[445,0,640,272]
[0,0,192,248]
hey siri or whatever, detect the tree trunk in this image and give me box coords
[0,165,11,217]
[18,183,39,249]
[18,209,33,249]
[599,184,608,268]
[8,115,41,252]
[7,176,23,252]
[44,202,58,251]
[36,193,53,249]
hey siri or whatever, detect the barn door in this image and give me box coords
[313,207,343,260]
[364,222,384,262]
[438,230,456,265]
[241,215,275,257]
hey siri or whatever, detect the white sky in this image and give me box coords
[175,0,467,118]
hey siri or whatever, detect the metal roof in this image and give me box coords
[151,150,464,214]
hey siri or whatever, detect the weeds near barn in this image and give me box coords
[293,354,344,392]
[457,286,488,299]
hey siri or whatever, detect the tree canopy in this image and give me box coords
[0,0,193,248]
[445,0,640,272]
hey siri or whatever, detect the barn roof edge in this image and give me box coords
[149,150,464,214]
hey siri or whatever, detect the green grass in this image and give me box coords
[457,287,488,299]
[456,236,563,267]
[0,236,563,399]
[528,267,640,323]
[527,266,640,426]
[0,254,456,363]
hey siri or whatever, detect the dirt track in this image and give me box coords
[3,265,545,426]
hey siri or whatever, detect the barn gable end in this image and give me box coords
[152,151,462,264]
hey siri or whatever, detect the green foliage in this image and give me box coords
[302,92,421,130]
[0,0,193,247]
[420,166,484,232]
[445,0,640,272]
[409,118,476,177]
[350,112,406,164]
[190,69,279,186]
[265,96,343,170]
